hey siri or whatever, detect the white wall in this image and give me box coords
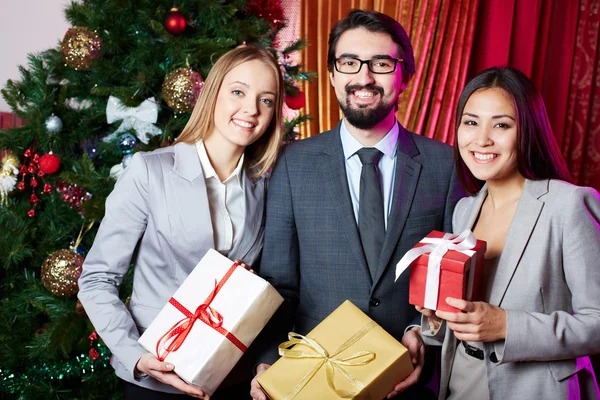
[0,0,71,112]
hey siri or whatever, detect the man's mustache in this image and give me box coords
[345,84,384,96]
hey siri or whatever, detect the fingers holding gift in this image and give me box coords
[415,305,436,318]
[416,305,442,332]
[235,259,256,274]
[401,327,423,364]
[387,331,424,398]
[435,298,507,342]
[159,373,209,399]
[136,354,208,399]
[387,364,422,398]
[250,363,270,400]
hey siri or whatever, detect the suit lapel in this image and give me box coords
[457,185,488,232]
[489,179,548,306]
[373,124,421,285]
[169,142,214,256]
[235,169,265,260]
[323,126,372,284]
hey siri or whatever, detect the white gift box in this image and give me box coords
[138,249,283,395]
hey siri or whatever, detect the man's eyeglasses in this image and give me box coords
[334,56,403,74]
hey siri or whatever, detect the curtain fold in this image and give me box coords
[562,0,600,187]
[298,0,479,144]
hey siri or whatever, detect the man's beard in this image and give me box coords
[340,84,396,130]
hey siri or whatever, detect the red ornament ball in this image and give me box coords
[39,153,61,175]
[164,8,187,35]
[285,90,306,110]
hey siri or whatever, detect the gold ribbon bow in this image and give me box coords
[279,321,377,399]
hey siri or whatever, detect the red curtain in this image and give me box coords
[0,112,26,129]
[468,0,600,190]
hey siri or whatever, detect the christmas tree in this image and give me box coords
[0,0,309,398]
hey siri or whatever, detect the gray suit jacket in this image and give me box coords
[257,122,465,366]
[424,179,600,400]
[78,142,267,393]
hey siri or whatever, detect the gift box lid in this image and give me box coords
[412,230,486,274]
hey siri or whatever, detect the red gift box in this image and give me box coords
[395,230,486,312]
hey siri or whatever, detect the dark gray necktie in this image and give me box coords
[357,148,385,279]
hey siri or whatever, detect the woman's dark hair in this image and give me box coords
[454,66,572,194]
[327,9,415,85]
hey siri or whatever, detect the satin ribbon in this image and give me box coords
[104,95,162,144]
[156,262,247,361]
[395,230,478,309]
[278,321,377,399]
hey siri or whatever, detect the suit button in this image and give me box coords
[489,352,498,363]
[369,298,380,307]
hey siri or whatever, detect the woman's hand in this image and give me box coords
[415,305,443,333]
[435,297,506,342]
[135,353,209,399]
[235,259,256,274]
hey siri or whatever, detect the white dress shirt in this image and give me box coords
[339,119,399,230]
[196,141,246,255]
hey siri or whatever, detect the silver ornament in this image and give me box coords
[117,133,137,155]
[45,114,63,134]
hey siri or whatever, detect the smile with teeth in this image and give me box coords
[233,119,255,128]
[471,151,498,161]
[353,90,377,98]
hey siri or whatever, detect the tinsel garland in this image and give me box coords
[0,343,111,394]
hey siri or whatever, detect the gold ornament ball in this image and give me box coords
[1,153,20,170]
[161,68,204,113]
[61,26,103,71]
[41,249,84,297]
[1,153,19,178]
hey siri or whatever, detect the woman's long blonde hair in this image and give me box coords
[176,45,285,177]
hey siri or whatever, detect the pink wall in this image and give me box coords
[0,0,70,112]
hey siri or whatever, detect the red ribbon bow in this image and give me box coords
[156,262,248,361]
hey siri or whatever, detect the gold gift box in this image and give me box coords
[257,300,414,399]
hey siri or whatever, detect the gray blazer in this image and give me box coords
[78,142,267,393]
[257,122,465,365]
[424,179,600,400]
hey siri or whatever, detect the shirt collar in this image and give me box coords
[196,141,245,186]
[339,118,399,160]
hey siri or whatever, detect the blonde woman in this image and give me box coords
[78,45,285,400]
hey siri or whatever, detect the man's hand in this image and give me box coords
[435,297,506,342]
[235,259,256,274]
[250,363,270,400]
[135,353,208,399]
[386,327,425,398]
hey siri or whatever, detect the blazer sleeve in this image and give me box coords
[254,148,299,365]
[499,186,600,363]
[78,153,150,377]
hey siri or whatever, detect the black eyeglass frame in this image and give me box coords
[333,56,404,75]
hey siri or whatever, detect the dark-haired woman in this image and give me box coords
[418,66,600,400]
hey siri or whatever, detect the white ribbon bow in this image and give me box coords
[104,96,162,144]
[395,230,478,310]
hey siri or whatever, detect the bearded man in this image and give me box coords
[251,9,465,400]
